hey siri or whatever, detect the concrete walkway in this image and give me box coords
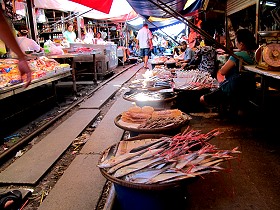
[0,109,100,185]
[38,97,132,210]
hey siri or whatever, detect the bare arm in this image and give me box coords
[135,39,139,49]
[219,59,235,76]
[149,38,153,50]
[0,11,31,87]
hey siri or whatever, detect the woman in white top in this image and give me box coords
[83,28,94,44]
[16,26,41,52]
[94,32,104,44]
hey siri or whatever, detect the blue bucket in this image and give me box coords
[113,183,189,210]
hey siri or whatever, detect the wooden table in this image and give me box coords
[72,51,101,85]
[47,54,79,94]
[243,65,280,109]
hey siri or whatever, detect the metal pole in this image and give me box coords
[26,0,37,41]
[77,15,81,39]
[256,0,260,44]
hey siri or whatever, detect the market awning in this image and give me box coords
[126,0,202,19]
[69,0,113,14]
[34,0,135,21]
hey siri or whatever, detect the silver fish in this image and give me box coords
[129,137,169,153]
[107,148,164,174]
[145,171,189,184]
[125,162,175,183]
[98,149,144,168]
[113,157,164,178]
[124,168,166,183]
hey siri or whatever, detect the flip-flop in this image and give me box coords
[0,190,22,210]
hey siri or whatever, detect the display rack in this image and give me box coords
[0,69,72,100]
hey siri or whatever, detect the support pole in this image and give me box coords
[26,0,37,41]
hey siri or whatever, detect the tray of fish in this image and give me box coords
[98,129,241,190]
[123,89,177,102]
[114,106,191,133]
[128,81,172,91]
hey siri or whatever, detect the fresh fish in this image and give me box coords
[129,137,169,153]
[199,158,227,167]
[107,148,164,174]
[99,138,168,169]
[100,145,117,163]
[113,157,164,178]
[160,173,196,184]
[190,165,223,173]
[124,167,166,183]
[124,162,176,183]
[175,152,199,169]
[145,171,189,184]
[98,149,145,168]
[191,170,219,177]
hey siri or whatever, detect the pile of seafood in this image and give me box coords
[119,105,190,129]
[164,58,176,64]
[129,69,172,90]
[0,57,67,88]
[123,89,176,102]
[98,128,240,184]
[174,70,219,90]
[151,56,169,64]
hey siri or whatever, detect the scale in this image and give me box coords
[256,31,280,71]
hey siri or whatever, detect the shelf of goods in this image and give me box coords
[0,58,72,100]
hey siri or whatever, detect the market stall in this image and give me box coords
[69,42,117,79]
[0,57,75,100]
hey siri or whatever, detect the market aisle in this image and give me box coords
[111,112,280,210]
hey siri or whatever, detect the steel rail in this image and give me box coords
[0,64,136,164]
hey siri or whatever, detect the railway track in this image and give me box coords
[0,64,138,210]
[0,65,134,165]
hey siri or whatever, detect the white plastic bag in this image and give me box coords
[44,40,63,55]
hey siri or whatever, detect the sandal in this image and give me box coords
[0,190,22,210]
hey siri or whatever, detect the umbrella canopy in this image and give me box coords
[69,0,113,14]
[34,0,134,20]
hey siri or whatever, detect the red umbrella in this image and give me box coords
[69,0,114,14]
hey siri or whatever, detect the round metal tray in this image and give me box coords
[114,112,191,133]
[258,31,280,37]
[123,90,177,103]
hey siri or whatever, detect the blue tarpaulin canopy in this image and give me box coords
[126,0,203,29]
[126,0,203,18]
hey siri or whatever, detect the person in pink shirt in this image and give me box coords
[16,26,42,53]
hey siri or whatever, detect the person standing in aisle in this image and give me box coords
[159,36,168,54]
[136,23,153,69]
[16,26,42,53]
[152,34,158,56]
[63,22,76,43]
[0,10,31,88]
